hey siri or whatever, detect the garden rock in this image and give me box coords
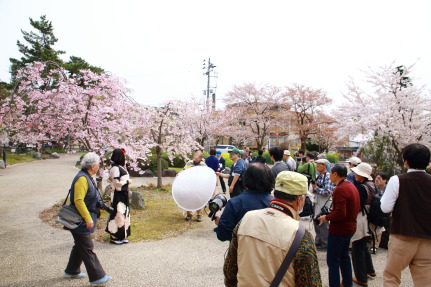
[141,170,155,177]
[49,152,60,159]
[128,169,142,177]
[162,169,177,177]
[33,152,42,159]
[0,160,5,169]
[130,190,145,210]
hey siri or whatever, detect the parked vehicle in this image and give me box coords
[215,145,236,154]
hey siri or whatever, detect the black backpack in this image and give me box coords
[363,183,390,227]
[299,195,314,217]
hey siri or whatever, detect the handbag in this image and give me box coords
[57,189,83,229]
[270,224,306,287]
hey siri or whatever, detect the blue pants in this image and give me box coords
[327,233,353,287]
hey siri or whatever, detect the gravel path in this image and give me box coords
[0,154,414,286]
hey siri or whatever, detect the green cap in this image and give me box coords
[229,148,242,155]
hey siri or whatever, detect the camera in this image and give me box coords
[313,205,330,225]
[97,198,114,214]
[207,194,227,221]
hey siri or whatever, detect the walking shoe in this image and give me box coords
[121,239,129,244]
[196,216,203,222]
[352,277,368,286]
[89,275,112,285]
[64,272,86,279]
[185,216,192,221]
[367,272,376,278]
[110,240,123,245]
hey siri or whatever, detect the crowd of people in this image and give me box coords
[61,143,431,286]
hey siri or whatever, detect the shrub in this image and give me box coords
[326,153,340,164]
[136,156,169,174]
[263,151,273,165]
[222,153,234,168]
[171,155,186,168]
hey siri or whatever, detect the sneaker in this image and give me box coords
[89,275,112,285]
[64,272,86,279]
[367,272,376,278]
[121,239,129,244]
[352,277,368,286]
[196,216,203,222]
[185,216,192,221]
[110,240,123,245]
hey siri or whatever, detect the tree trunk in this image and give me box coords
[300,137,307,151]
[156,146,162,188]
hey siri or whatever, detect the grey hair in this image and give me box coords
[81,152,100,170]
[317,153,327,159]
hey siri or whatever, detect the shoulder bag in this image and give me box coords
[57,189,83,229]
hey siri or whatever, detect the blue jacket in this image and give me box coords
[205,155,220,173]
[214,189,273,241]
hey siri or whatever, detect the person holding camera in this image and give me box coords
[318,163,360,287]
[218,148,246,198]
[312,159,335,251]
[64,152,112,285]
[214,162,274,241]
[106,148,132,244]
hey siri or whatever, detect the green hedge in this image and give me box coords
[326,153,340,164]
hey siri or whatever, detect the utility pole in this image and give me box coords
[202,58,217,110]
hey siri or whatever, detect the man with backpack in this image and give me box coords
[297,152,317,186]
[381,143,431,287]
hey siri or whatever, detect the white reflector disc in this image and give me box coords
[172,166,217,211]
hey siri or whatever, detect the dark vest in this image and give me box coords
[70,170,99,215]
[391,172,431,239]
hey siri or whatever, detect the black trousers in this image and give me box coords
[65,232,106,282]
[351,237,375,283]
[379,217,391,249]
[219,176,226,193]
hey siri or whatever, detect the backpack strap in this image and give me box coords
[270,224,306,287]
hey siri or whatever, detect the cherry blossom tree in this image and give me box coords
[148,101,201,188]
[335,63,431,168]
[282,84,333,151]
[1,62,152,162]
[223,83,286,150]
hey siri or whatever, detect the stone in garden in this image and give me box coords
[0,160,5,169]
[162,169,177,177]
[130,190,145,210]
[49,152,60,159]
[33,152,42,159]
[128,169,141,177]
[141,169,155,177]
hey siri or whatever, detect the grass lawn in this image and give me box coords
[40,185,201,242]
[3,154,38,165]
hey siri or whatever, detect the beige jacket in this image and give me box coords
[236,206,299,287]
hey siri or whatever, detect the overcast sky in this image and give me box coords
[1,0,430,108]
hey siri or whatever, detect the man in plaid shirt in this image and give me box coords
[312,159,336,251]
